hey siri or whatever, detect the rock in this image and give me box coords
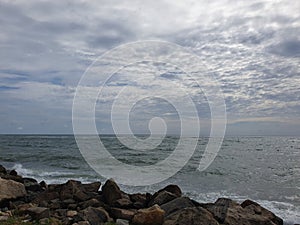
[241,199,283,225]
[32,191,60,205]
[79,207,111,225]
[39,181,48,190]
[17,203,35,215]
[130,193,148,209]
[0,215,9,221]
[67,210,78,217]
[160,185,182,198]
[78,221,91,225]
[9,169,18,176]
[23,177,43,192]
[102,179,122,205]
[160,197,194,216]
[0,177,27,203]
[116,219,130,225]
[60,180,90,202]
[148,190,177,206]
[131,204,165,225]
[27,207,50,220]
[82,182,101,193]
[114,198,133,208]
[79,198,104,209]
[110,207,137,220]
[163,206,219,225]
[204,198,283,225]
[0,165,7,174]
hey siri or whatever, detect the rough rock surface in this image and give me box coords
[0,177,27,202]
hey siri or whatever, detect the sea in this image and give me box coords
[0,135,299,224]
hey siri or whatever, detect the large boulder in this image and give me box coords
[241,199,283,225]
[163,206,220,225]
[102,179,122,205]
[203,198,283,225]
[160,197,195,216]
[27,207,50,220]
[131,204,165,225]
[0,177,27,203]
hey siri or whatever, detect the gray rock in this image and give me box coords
[79,207,111,225]
[148,190,177,206]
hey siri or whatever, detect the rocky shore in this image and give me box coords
[0,165,296,225]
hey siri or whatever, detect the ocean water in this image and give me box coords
[0,135,299,224]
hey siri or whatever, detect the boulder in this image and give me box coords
[241,199,283,225]
[116,219,130,225]
[163,206,220,225]
[79,198,104,209]
[131,204,165,225]
[0,177,27,203]
[160,197,194,216]
[79,207,111,225]
[130,193,148,209]
[204,198,283,225]
[102,179,122,205]
[27,207,50,220]
[110,207,137,220]
[148,190,177,206]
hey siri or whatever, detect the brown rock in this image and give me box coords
[67,210,78,217]
[241,199,283,225]
[79,207,111,225]
[148,190,177,206]
[110,208,137,220]
[27,207,50,220]
[160,197,194,216]
[163,206,220,225]
[79,198,103,209]
[204,198,283,225]
[102,179,122,205]
[82,182,101,193]
[160,185,182,198]
[0,177,27,202]
[114,198,133,208]
[131,204,165,225]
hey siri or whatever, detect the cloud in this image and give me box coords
[0,0,300,134]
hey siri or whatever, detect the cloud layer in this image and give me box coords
[1,0,300,135]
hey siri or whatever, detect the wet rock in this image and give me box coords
[130,193,147,209]
[163,206,219,225]
[131,204,165,225]
[0,177,27,203]
[110,207,137,220]
[102,179,122,205]
[27,206,50,220]
[148,190,177,206]
[160,197,194,216]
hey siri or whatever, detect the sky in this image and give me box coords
[0,0,300,136]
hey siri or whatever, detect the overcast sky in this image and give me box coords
[0,0,300,135]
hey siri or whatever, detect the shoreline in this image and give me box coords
[1,165,297,225]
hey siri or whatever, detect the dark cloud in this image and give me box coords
[267,39,300,57]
